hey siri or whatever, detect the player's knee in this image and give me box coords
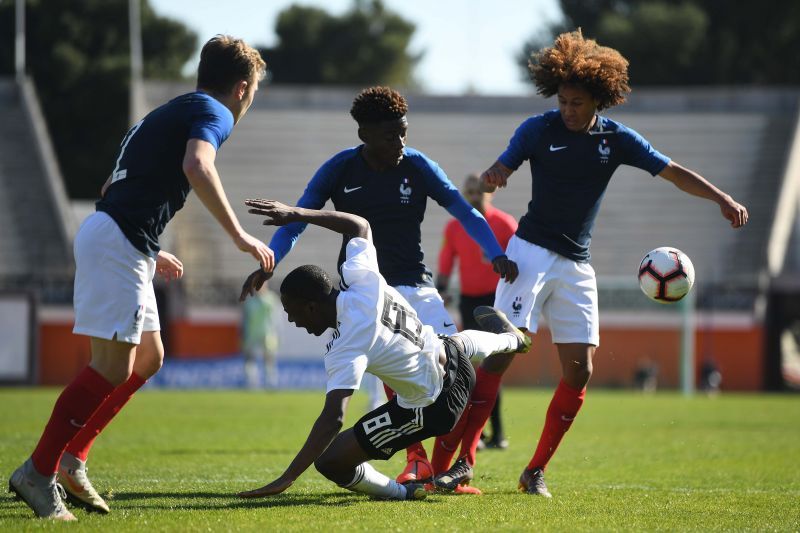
[571,361,592,388]
[143,353,164,378]
[314,453,340,482]
[135,337,165,379]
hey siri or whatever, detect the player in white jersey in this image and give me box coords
[237,200,530,500]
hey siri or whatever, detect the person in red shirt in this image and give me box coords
[431,174,518,489]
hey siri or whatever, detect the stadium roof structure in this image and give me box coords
[141,83,799,311]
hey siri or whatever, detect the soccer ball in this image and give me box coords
[637,247,695,303]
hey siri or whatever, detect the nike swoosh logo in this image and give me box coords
[69,418,86,428]
[443,322,454,328]
[561,415,575,422]
[549,145,567,152]
[343,186,362,193]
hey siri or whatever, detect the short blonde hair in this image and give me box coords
[197,35,266,94]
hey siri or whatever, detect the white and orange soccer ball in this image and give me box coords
[637,247,695,303]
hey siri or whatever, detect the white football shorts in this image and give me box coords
[394,285,457,335]
[494,235,599,346]
[72,211,160,344]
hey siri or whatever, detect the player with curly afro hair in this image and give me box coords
[529,28,630,111]
[429,30,750,498]
[246,85,519,494]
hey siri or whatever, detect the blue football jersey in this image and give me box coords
[96,92,234,257]
[499,110,670,262]
[270,146,504,287]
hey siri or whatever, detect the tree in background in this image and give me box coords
[519,0,800,85]
[262,0,420,86]
[0,0,196,198]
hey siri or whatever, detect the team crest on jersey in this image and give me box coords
[512,296,523,317]
[399,178,412,204]
[598,139,611,164]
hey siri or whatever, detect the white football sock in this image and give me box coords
[455,330,518,363]
[342,463,407,500]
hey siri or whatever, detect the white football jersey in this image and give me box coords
[325,238,445,409]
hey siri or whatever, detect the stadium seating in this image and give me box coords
[0,78,74,296]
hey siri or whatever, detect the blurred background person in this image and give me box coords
[437,174,518,449]
[241,281,282,389]
[633,357,658,393]
[700,357,722,397]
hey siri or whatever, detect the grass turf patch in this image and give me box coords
[1,388,798,531]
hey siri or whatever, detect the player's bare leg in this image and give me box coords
[60,332,164,513]
[315,429,426,500]
[520,343,594,497]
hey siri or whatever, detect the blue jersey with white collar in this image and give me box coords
[499,110,670,262]
[97,91,234,257]
[270,146,504,287]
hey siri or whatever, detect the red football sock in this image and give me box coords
[459,367,502,466]
[527,379,586,471]
[431,405,469,474]
[65,372,147,461]
[30,366,115,475]
[384,383,429,460]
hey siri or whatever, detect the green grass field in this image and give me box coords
[1,388,799,531]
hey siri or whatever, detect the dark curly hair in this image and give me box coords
[350,86,408,125]
[528,29,630,111]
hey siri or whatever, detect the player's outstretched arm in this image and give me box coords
[658,161,749,228]
[237,389,353,498]
[183,139,275,271]
[246,199,371,241]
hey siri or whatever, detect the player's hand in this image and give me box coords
[492,255,519,283]
[720,197,748,228]
[237,476,294,498]
[245,199,297,227]
[480,161,513,190]
[234,231,275,272]
[156,250,183,282]
[239,267,273,302]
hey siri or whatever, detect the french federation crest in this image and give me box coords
[512,296,523,317]
[399,177,412,204]
[598,139,611,163]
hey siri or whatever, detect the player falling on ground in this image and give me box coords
[240,86,518,490]
[468,29,749,497]
[237,200,530,501]
[8,36,274,521]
